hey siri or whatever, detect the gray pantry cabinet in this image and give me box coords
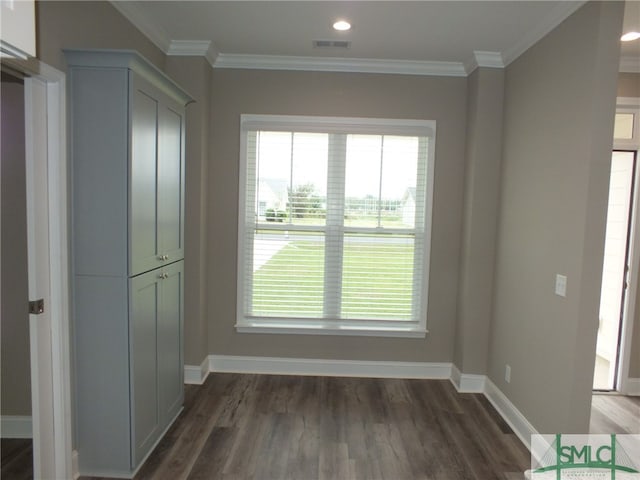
[65,49,192,478]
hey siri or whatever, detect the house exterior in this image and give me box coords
[257,178,288,217]
[401,187,416,226]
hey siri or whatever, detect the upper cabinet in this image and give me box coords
[130,73,186,275]
[0,0,36,59]
[66,49,192,277]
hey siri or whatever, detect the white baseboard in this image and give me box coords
[622,377,640,396]
[450,365,486,393]
[484,378,539,451]
[0,415,32,439]
[184,356,210,385]
[72,450,80,479]
[208,354,452,379]
[451,371,537,450]
[186,354,536,453]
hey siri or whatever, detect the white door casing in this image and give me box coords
[613,97,640,395]
[22,61,73,479]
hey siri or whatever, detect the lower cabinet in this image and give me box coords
[74,260,184,477]
[130,260,184,467]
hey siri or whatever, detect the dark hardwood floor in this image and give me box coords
[1,438,33,480]
[590,393,640,434]
[8,377,640,479]
[89,374,530,480]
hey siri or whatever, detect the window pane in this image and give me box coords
[345,135,382,227]
[381,136,419,228]
[341,234,414,321]
[290,133,328,226]
[251,230,325,317]
[256,132,291,221]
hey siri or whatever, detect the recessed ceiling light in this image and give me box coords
[621,31,640,42]
[333,20,351,31]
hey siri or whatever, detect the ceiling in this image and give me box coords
[112,1,640,75]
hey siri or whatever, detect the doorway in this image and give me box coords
[0,58,73,479]
[0,70,33,476]
[594,150,637,391]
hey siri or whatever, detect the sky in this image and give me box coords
[256,131,420,199]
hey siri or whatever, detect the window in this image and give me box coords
[237,115,435,337]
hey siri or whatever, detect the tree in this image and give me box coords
[288,183,322,218]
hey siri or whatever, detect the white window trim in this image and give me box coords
[236,114,435,337]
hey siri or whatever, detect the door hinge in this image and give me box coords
[29,299,44,315]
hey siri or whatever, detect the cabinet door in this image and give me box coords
[158,102,185,264]
[158,260,184,425]
[130,74,161,276]
[129,270,161,467]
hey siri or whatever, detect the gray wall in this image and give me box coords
[31,0,634,444]
[208,69,467,362]
[454,67,504,374]
[36,1,212,369]
[34,0,173,446]
[489,1,623,434]
[618,73,640,98]
[36,1,165,72]
[1,72,31,417]
[164,56,211,366]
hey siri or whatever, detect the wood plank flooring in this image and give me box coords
[90,374,530,480]
[1,438,33,480]
[590,393,640,434]
[6,378,640,480]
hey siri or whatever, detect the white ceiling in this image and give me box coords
[112,1,639,74]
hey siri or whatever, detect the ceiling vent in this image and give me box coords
[313,40,351,49]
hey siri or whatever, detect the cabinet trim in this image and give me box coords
[64,49,193,105]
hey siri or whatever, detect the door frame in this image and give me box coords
[3,57,73,478]
[613,97,640,395]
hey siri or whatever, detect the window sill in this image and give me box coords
[235,320,428,338]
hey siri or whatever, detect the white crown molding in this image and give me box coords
[474,51,504,69]
[168,40,211,56]
[167,40,219,68]
[464,50,505,74]
[213,54,468,77]
[110,1,171,53]
[502,0,587,66]
[620,55,640,73]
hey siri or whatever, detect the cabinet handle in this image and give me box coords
[158,272,169,280]
[157,254,169,261]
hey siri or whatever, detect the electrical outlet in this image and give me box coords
[555,274,567,297]
[505,364,511,383]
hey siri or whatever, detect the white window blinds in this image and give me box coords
[237,115,435,335]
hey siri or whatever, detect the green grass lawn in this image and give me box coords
[251,239,414,320]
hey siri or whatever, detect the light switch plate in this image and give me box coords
[555,274,567,297]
